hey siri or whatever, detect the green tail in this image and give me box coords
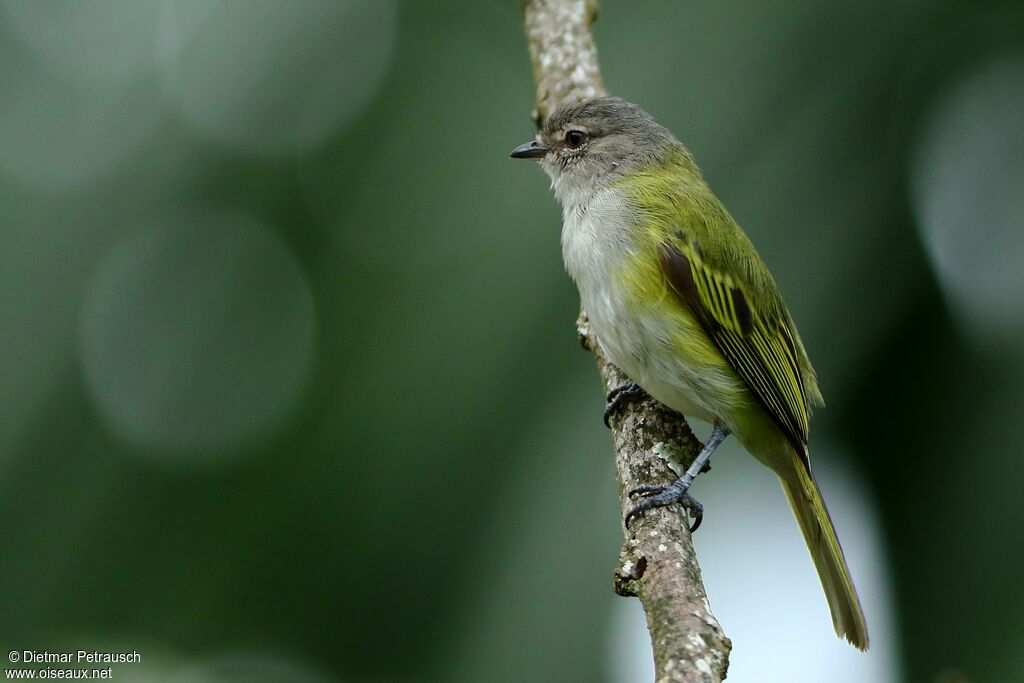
[781,464,870,650]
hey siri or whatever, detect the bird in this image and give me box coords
[510,97,869,649]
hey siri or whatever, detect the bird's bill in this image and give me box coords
[509,140,551,158]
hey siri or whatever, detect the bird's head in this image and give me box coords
[510,97,682,203]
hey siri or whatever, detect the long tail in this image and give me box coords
[780,463,870,650]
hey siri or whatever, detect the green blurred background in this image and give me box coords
[0,1,1022,681]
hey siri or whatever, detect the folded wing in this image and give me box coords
[659,231,812,459]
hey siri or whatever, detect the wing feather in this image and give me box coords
[659,234,812,453]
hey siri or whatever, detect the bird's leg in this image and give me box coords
[603,381,648,428]
[625,423,731,532]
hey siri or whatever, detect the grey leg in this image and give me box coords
[625,423,731,532]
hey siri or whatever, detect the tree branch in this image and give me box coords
[519,1,732,680]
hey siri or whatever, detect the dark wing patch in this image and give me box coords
[729,287,754,335]
[659,240,699,304]
[660,236,810,456]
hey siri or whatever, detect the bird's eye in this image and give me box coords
[564,130,588,149]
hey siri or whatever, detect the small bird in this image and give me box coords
[511,97,868,649]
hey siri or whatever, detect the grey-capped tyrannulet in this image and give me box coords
[511,97,868,650]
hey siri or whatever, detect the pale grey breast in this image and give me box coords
[559,186,742,425]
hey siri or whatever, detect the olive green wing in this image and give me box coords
[659,230,814,454]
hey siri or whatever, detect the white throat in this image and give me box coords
[551,172,635,294]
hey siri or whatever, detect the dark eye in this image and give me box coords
[564,130,588,149]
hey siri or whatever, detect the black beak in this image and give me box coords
[509,140,551,159]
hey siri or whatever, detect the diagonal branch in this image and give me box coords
[519,1,732,680]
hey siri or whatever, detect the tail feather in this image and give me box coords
[781,464,869,650]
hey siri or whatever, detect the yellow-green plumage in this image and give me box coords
[617,151,869,650]
[519,97,868,650]
[621,151,823,443]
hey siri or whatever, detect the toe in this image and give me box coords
[681,495,704,533]
[688,508,703,533]
[628,484,667,498]
[603,405,616,428]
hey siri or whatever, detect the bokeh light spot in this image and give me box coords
[158,0,396,154]
[0,51,166,192]
[80,209,316,461]
[2,0,163,87]
[911,53,1024,343]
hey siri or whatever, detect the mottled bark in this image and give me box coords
[519,2,732,681]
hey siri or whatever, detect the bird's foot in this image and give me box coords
[603,381,648,428]
[625,479,703,532]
